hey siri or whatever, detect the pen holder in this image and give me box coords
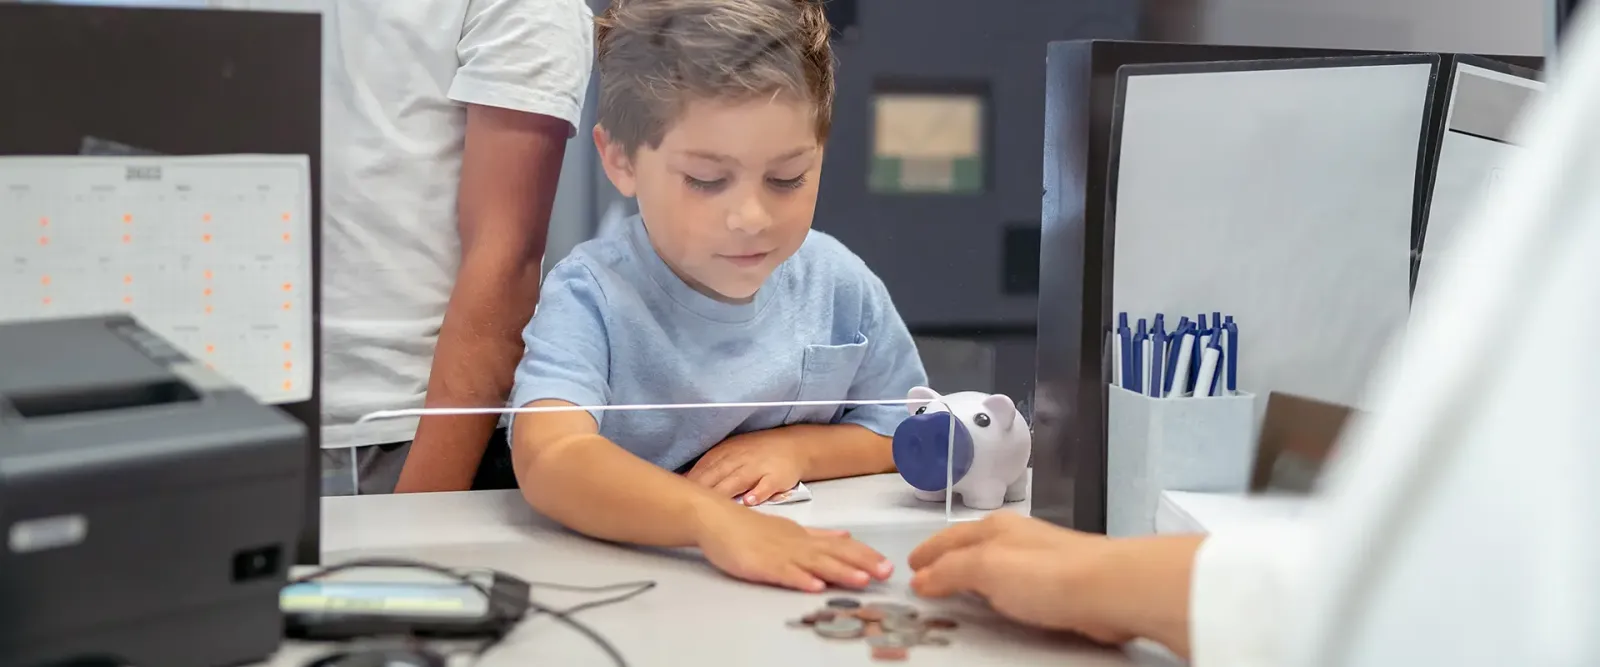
[1106,385,1257,537]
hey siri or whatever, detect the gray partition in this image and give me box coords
[1108,56,1435,417]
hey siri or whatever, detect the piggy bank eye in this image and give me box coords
[973,413,991,428]
[915,406,927,415]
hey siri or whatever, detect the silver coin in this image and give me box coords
[867,602,919,619]
[881,616,923,634]
[813,616,866,639]
[919,634,952,647]
[868,633,916,649]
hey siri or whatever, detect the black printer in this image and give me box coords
[0,315,306,667]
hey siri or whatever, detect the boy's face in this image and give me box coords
[597,97,822,301]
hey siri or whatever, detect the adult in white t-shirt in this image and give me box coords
[317,0,594,494]
[905,8,1600,666]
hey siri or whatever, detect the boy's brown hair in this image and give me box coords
[594,0,835,155]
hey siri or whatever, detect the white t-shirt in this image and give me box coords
[308,0,593,448]
[1185,10,1600,666]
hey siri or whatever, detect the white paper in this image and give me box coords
[0,154,315,405]
[1110,63,1432,416]
[735,481,812,506]
[1416,64,1543,300]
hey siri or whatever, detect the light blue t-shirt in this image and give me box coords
[509,215,929,473]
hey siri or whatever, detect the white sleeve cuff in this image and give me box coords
[1190,521,1313,667]
[447,76,583,134]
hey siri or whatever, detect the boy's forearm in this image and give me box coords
[514,431,732,547]
[782,424,897,481]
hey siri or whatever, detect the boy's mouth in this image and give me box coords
[718,251,771,268]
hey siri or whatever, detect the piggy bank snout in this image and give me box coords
[892,412,975,492]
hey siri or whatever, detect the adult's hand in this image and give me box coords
[911,513,1207,657]
[908,512,1137,645]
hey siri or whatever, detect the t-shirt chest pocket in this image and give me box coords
[783,332,870,425]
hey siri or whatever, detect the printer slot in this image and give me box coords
[7,379,200,419]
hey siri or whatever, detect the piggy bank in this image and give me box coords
[891,386,1031,510]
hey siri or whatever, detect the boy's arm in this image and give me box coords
[500,261,721,544]
[396,0,594,492]
[513,405,733,546]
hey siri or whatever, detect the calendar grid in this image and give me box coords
[1,155,314,405]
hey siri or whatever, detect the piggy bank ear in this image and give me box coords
[979,394,1017,429]
[906,386,941,414]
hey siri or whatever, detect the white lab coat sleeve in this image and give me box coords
[1189,521,1316,667]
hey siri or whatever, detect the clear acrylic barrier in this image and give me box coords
[337,395,994,524]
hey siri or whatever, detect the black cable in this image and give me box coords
[291,558,654,667]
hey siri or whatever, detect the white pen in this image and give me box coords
[1110,331,1123,387]
[1195,344,1221,398]
[1170,331,1196,398]
[1140,338,1153,396]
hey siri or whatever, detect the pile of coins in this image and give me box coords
[786,597,960,661]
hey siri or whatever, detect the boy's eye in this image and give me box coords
[915,406,927,415]
[684,175,727,192]
[767,175,807,191]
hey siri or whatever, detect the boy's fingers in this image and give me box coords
[910,545,985,598]
[710,468,759,500]
[908,518,996,570]
[801,552,872,589]
[743,475,788,505]
[822,536,894,579]
[775,563,825,593]
[806,527,851,538]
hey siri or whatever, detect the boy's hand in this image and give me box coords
[695,504,894,592]
[685,431,806,505]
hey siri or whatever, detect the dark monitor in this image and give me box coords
[0,3,324,564]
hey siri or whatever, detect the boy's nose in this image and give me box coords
[725,192,773,234]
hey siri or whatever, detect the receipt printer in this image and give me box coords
[0,315,307,667]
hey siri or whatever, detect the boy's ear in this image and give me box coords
[593,125,637,198]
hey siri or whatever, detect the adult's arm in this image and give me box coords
[395,107,567,492]
[394,0,593,492]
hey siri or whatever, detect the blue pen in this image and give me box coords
[1130,319,1148,394]
[1163,321,1191,395]
[1223,320,1239,394]
[1148,323,1167,398]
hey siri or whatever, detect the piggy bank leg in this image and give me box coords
[957,483,1007,511]
[1004,473,1029,503]
[912,489,947,503]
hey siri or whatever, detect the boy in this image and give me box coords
[509,0,930,592]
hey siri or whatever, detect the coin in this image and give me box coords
[826,597,862,609]
[870,646,909,661]
[813,616,866,639]
[863,622,884,637]
[881,616,922,635]
[923,617,959,630]
[868,634,915,649]
[867,602,918,618]
[919,634,952,647]
[855,607,885,622]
